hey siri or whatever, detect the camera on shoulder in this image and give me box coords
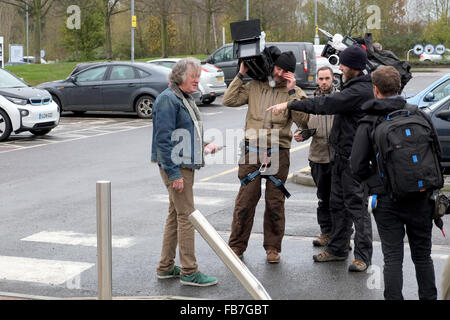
[230,19,280,84]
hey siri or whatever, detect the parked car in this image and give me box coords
[314,44,342,87]
[407,73,450,108]
[422,95,450,170]
[147,58,227,105]
[22,56,48,64]
[202,42,317,89]
[420,51,450,62]
[0,68,60,141]
[37,62,176,119]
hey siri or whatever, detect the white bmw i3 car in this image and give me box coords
[0,68,60,141]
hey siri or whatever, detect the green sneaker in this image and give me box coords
[157,265,181,279]
[180,271,218,287]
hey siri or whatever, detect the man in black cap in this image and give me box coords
[268,45,374,272]
[222,50,309,263]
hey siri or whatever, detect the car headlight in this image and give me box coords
[4,96,28,105]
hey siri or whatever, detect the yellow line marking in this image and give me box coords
[199,142,311,182]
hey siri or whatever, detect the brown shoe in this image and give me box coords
[231,247,244,259]
[313,250,347,262]
[312,232,330,247]
[266,250,280,263]
[348,259,368,272]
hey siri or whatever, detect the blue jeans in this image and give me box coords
[373,192,437,300]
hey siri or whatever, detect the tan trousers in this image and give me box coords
[156,167,198,276]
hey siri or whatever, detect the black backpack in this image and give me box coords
[367,104,444,200]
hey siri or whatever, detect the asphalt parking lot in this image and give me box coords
[0,69,449,301]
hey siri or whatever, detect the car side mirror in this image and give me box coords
[203,57,213,64]
[68,75,77,83]
[436,110,450,121]
[424,92,435,102]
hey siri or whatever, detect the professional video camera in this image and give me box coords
[318,28,412,92]
[230,19,280,86]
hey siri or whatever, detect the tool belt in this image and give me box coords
[239,146,291,199]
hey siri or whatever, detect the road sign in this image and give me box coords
[435,44,446,55]
[413,44,424,55]
[425,44,435,54]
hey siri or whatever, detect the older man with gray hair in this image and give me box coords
[151,57,219,287]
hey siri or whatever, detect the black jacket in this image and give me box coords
[350,97,406,194]
[350,97,442,195]
[287,73,373,158]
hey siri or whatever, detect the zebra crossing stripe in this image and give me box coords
[21,231,136,248]
[0,256,94,285]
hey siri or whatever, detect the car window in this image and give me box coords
[77,66,108,82]
[0,69,27,88]
[137,69,151,78]
[160,61,175,68]
[213,46,233,63]
[109,66,137,81]
[429,79,450,102]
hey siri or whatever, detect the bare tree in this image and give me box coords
[100,0,129,60]
[0,0,55,63]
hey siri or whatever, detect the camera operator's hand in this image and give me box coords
[239,61,249,76]
[294,130,304,142]
[283,72,296,91]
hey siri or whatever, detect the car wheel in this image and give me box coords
[0,109,12,142]
[201,96,216,105]
[52,94,62,113]
[135,95,154,119]
[30,128,52,136]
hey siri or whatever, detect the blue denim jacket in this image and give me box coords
[151,87,204,181]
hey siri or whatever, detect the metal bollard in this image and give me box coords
[188,210,271,300]
[96,181,113,300]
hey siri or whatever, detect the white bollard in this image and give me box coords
[96,181,113,300]
[188,210,271,300]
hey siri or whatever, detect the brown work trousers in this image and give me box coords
[156,166,198,276]
[229,148,290,253]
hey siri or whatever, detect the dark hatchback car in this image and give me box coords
[37,62,173,118]
[423,95,450,171]
[202,42,317,89]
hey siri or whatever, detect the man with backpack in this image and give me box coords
[351,66,443,300]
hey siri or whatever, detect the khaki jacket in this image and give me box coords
[223,76,308,149]
[298,86,337,163]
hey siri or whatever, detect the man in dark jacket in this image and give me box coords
[268,45,374,272]
[351,66,438,299]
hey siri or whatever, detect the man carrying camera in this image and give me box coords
[268,45,374,272]
[294,66,336,248]
[223,51,308,263]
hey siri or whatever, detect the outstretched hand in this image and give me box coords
[267,102,288,116]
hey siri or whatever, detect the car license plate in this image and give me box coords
[39,112,53,120]
[217,76,224,82]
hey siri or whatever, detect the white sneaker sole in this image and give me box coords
[180,279,218,287]
[157,274,180,279]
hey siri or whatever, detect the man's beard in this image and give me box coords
[342,70,358,83]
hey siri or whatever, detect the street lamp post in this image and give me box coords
[246,0,249,20]
[131,0,135,63]
[26,0,29,62]
[314,0,319,45]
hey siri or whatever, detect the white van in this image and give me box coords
[0,68,60,141]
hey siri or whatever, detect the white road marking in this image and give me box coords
[151,194,226,206]
[21,231,137,248]
[0,256,94,285]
